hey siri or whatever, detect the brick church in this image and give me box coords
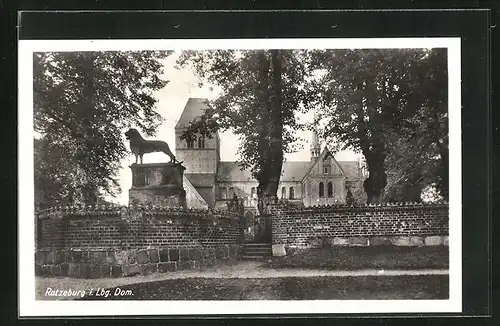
[176,98,361,216]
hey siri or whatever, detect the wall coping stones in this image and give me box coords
[270,202,448,214]
[36,204,238,220]
[38,201,448,217]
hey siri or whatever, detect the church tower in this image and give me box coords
[175,98,220,174]
[175,98,220,206]
[310,110,321,161]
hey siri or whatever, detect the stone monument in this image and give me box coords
[125,128,187,207]
[129,163,186,207]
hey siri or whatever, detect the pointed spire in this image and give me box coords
[310,109,321,161]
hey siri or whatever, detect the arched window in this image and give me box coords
[251,187,256,198]
[198,137,205,148]
[281,187,286,199]
[186,138,195,149]
[319,182,325,198]
[229,187,235,198]
[221,187,227,200]
[289,187,295,200]
[327,182,333,197]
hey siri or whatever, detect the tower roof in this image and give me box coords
[310,110,320,151]
[310,130,320,150]
[175,98,210,129]
[310,110,321,162]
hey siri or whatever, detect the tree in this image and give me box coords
[34,51,170,207]
[383,136,428,202]
[345,179,367,206]
[383,49,448,202]
[176,50,310,214]
[310,48,448,203]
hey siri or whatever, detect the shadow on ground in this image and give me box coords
[78,275,449,300]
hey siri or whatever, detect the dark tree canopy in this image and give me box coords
[310,48,448,203]
[34,51,170,207]
[176,50,311,213]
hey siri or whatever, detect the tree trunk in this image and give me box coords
[257,182,278,215]
[352,86,388,205]
[363,170,387,204]
[404,173,423,202]
[363,142,387,204]
[80,53,98,205]
[255,50,284,215]
[437,145,449,201]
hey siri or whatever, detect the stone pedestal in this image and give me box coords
[272,244,286,257]
[129,163,186,207]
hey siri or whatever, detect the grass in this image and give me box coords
[264,245,449,270]
[78,275,449,300]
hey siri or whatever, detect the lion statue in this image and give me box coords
[125,128,180,164]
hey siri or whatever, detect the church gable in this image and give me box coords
[304,148,346,179]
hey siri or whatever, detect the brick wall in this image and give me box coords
[37,206,242,250]
[35,205,243,278]
[270,203,449,249]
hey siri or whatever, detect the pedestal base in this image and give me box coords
[129,186,186,207]
[128,163,187,208]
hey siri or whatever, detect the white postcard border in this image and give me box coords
[19,37,461,316]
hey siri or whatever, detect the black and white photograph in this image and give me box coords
[18,37,461,316]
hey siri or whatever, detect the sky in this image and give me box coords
[110,52,359,204]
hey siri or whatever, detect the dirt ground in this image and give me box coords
[37,261,448,301]
[76,275,449,300]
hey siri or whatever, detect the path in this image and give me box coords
[36,261,448,300]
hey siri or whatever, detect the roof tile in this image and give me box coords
[338,161,361,181]
[218,161,313,182]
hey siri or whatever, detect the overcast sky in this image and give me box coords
[111,52,359,204]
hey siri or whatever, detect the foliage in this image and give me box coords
[384,49,448,201]
[345,180,367,206]
[176,50,311,213]
[309,48,448,203]
[421,184,445,203]
[34,51,170,207]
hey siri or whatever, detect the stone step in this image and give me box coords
[241,255,268,260]
[243,248,271,252]
[241,243,272,258]
[242,247,271,251]
[242,247,271,252]
[242,252,271,256]
[244,243,272,246]
[243,247,271,250]
[243,244,271,248]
